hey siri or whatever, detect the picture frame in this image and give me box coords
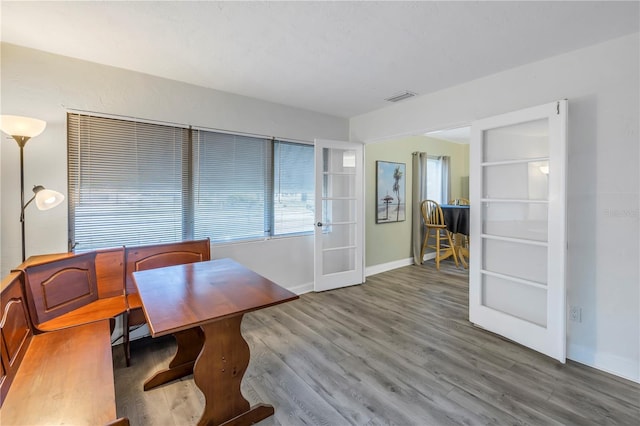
[376,161,406,224]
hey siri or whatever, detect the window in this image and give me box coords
[426,156,443,204]
[273,141,315,235]
[425,155,451,205]
[192,130,271,242]
[68,114,189,251]
[68,113,314,251]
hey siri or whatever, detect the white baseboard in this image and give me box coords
[568,343,639,383]
[289,281,314,295]
[423,253,437,261]
[365,257,414,276]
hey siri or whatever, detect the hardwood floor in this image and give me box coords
[113,261,640,425]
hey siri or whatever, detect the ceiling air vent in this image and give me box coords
[385,91,417,103]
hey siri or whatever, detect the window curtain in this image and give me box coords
[441,155,451,204]
[412,152,429,265]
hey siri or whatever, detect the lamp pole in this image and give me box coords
[15,136,29,262]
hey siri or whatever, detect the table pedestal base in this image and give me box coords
[143,327,204,391]
[143,315,274,426]
[217,403,274,426]
[194,315,274,426]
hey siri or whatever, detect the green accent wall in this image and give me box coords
[365,135,469,267]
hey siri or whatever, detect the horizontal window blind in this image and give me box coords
[192,130,272,242]
[273,141,315,235]
[68,113,189,251]
[68,113,315,250]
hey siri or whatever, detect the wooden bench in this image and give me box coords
[16,248,128,333]
[123,238,210,365]
[0,271,129,425]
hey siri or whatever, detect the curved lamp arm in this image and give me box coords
[20,185,65,222]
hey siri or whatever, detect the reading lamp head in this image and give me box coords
[31,185,65,210]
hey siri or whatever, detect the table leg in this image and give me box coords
[194,314,275,426]
[455,233,469,269]
[458,246,469,268]
[143,327,204,391]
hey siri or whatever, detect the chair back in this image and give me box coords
[449,198,470,206]
[421,200,446,226]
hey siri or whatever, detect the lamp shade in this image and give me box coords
[1,115,47,138]
[33,186,65,210]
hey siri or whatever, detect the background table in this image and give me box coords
[440,204,470,268]
[133,258,299,426]
[440,204,470,235]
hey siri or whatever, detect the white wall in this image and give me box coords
[0,43,348,287]
[352,33,640,382]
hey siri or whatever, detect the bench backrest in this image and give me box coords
[95,247,126,299]
[0,272,33,406]
[124,238,211,294]
[21,251,99,327]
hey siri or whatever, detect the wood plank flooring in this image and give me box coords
[112,261,640,425]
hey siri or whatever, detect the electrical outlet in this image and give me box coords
[569,306,582,322]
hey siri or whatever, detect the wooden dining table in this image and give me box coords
[132,258,299,426]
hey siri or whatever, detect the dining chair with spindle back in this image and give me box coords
[420,200,459,270]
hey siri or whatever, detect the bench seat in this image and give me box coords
[0,320,119,425]
[1,271,127,425]
[36,295,127,332]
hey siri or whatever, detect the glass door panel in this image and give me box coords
[324,174,356,198]
[482,202,548,241]
[322,223,356,250]
[483,118,549,162]
[482,274,547,327]
[323,247,356,275]
[483,162,549,200]
[321,199,356,225]
[483,239,547,284]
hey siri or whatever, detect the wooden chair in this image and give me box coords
[123,238,211,365]
[448,198,470,205]
[419,200,459,270]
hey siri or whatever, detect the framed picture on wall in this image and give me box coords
[376,161,406,224]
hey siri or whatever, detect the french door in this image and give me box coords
[469,100,568,362]
[313,139,364,292]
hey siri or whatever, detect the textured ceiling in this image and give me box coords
[2,1,638,118]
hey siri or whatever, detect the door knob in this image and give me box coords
[316,222,323,227]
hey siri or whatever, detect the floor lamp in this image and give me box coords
[1,115,65,262]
